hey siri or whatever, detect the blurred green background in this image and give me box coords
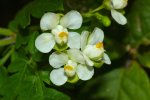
[0,0,150,100]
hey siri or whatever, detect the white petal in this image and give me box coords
[35,33,55,53]
[68,32,81,49]
[67,60,78,67]
[111,0,127,9]
[40,12,60,31]
[60,10,82,29]
[83,45,104,60]
[81,31,89,51]
[50,68,68,86]
[111,10,127,25]
[88,27,104,45]
[76,64,94,80]
[67,49,85,64]
[82,53,94,66]
[49,52,68,68]
[103,53,111,65]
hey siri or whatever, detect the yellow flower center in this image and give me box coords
[58,32,68,38]
[64,65,74,71]
[96,42,103,48]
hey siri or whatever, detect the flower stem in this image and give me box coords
[0,27,15,36]
[91,5,104,13]
[0,36,16,46]
[0,47,14,66]
[82,5,104,17]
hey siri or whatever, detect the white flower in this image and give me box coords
[110,0,128,25]
[63,27,111,70]
[49,52,94,86]
[81,27,111,65]
[35,10,82,53]
[111,0,128,9]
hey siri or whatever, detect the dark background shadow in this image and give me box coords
[0,0,30,27]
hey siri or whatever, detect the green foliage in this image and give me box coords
[78,62,150,100]
[138,51,150,68]
[9,0,63,31]
[127,0,150,47]
[0,52,70,100]
[0,0,70,99]
[27,32,39,54]
[0,67,7,89]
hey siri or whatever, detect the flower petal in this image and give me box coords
[102,53,111,65]
[83,45,104,60]
[111,9,127,25]
[68,32,81,49]
[67,60,78,68]
[81,31,89,51]
[40,12,60,31]
[49,52,68,68]
[50,68,68,86]
[76,64,94,80]
[35,33,55,53]
[60,10,82,29]
[67,49,85,64]
[88,27,104,45]
[82,53,94,66]
[111,0,127,9]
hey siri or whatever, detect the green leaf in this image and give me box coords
[0,61,29,99]
[9,0,63,31]
[30,0,63,18]
[138,51,150,68]
[44,88,71,100]
[127,0,150,46]
[38,70,51,85]
[9,52,28,72]
[27,32,39,54]
[0,52,70,100]
[8,58,27,73]
[0,73,70,100]
[79,61,150,100]
[15,33,29,49]
[32,52,43,62]
[0,67,7,89]
[11,51,28,62]
[17,75,70,100]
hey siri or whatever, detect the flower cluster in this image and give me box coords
[35,10,111,86]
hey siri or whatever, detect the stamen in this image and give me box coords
[96,42,103,48]
[64,65,73,71]
[58,32,68,38]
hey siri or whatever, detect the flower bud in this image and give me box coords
[102,16,111,27]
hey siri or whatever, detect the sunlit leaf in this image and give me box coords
[79,61,150,100]
[127,0,150,46]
